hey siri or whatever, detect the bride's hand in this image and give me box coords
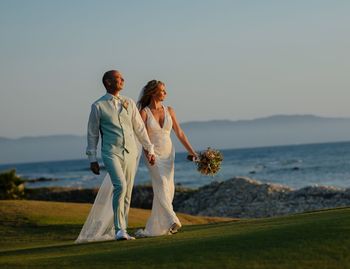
[187,152,198,162]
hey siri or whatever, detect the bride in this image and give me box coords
[136,80,197,236]
[75,80,197,243]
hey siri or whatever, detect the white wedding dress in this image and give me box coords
[76,105,180,243]
[76,174,115,243]
[137,105,181,237]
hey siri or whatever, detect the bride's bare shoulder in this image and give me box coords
[167,106,177,119]
[167,106,175,113]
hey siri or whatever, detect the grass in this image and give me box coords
[0,200,349,269]
[0,200,233,251]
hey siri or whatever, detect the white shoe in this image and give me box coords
[116,230,136,241]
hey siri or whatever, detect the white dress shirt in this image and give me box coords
[86,93,154,162]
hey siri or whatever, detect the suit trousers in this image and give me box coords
[102,151,137,231]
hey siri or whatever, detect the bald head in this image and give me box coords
[102,70,124,93]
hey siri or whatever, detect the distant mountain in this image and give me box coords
[175,114,350,152]
[0,137,11,143]
[1,115,350,164]
[181,115,349,128]
[0,135,86,164]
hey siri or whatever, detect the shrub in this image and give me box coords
[0,170,25,199]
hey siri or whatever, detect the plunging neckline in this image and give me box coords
[147,105,166,129]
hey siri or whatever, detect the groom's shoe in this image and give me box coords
[116,230,136,241]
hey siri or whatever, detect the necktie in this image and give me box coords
[113,96,120,110]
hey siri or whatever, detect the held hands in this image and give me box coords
[144,149,156,166]
[90,162,100,175]
[147,154,156,166]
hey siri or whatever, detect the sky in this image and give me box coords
[0,0,349,138]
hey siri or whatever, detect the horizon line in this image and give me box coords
[1,113,350,139]
[1,139,350,166]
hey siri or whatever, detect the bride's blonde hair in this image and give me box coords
[137,80,165,110]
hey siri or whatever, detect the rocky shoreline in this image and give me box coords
[25,184,195,209]
[174,177,350,218]
[24,176,350,218]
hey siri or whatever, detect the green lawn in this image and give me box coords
[0,200,349,269]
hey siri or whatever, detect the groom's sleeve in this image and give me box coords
[86,104,100,162]
[130,99,155,155]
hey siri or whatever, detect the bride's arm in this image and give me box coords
[140,109,151,156]
[140,109,148,125]
[168,107,197,158]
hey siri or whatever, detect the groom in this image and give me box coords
[86,70,155,240]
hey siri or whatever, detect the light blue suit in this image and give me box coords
[86,93,154,231]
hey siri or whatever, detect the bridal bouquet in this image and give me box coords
[195,148,223,176]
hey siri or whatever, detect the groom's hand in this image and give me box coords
[90,162,100,175]
[147,154,156,166]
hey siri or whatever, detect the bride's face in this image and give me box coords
[153,84,167,102]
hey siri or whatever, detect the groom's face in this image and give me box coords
[107,71,124,91]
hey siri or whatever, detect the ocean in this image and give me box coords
[1,141,350,190]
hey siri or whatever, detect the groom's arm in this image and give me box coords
[86,104,100,165]
[129,99,155,157]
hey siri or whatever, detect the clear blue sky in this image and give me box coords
[0,0,349,138]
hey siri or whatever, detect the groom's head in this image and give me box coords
[102,70,124,93]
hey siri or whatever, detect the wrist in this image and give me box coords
[88,155,97,162]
